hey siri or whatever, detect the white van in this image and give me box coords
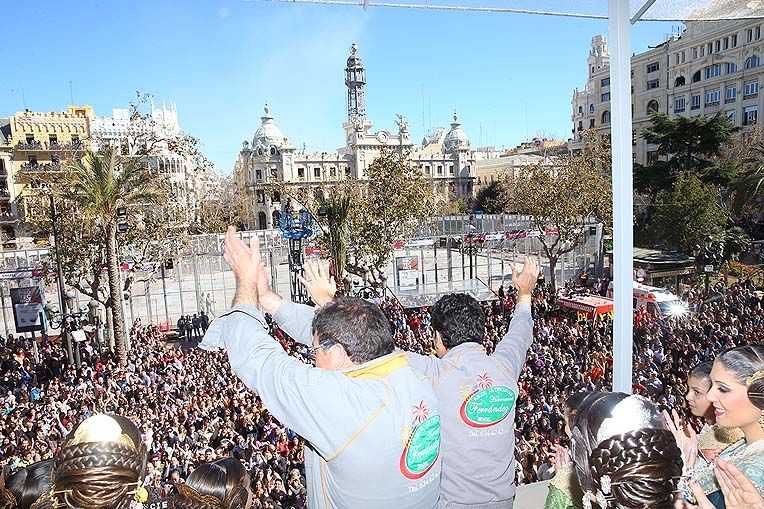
[607,281,688,318]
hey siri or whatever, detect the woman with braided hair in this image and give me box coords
[568,392,682,509]
[682,344,764,508]
[51,413,147,509]
[172,457,253,509]
[4,459,53,509]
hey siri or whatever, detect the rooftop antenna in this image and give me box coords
[421,84,425,137]
[69,80,73,104]
[21,88,27,110]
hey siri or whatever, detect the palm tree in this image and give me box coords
[68,147,163,365]
[316,190,351,294]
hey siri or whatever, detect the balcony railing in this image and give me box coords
[16,140,83,151]
[20,162,62,172]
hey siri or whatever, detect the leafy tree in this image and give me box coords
[473,181,503,213]
[647,172,727,252]
[499,134,612,293]
[346,148,435,288]
[67,148,164,365]
[719,125,764,216]
[635,112,740,195]
[192,174,245,233]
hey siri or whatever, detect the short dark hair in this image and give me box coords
[689,361,713,384]
[312,297,394,364]
[431,293,485,350]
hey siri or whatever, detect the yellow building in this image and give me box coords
[4,105,95,248]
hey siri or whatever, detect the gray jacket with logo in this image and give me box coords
[201,302,441,509]
[406,302,534,509]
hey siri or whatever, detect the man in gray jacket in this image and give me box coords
[404,258,536,508]
[200,227,441,509]
[300,256,537,508]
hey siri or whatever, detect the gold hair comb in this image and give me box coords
[178,483,224,507]
[746,370,764,387]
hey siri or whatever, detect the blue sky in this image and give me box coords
[2,1,682,174]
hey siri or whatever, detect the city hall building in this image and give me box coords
[233,43,478,230]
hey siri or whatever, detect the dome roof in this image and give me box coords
[253,103,285,147]
[443,111,470,152]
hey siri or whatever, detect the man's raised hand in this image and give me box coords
[224,226,263,306]
[298,260,337,307]
[511,256,539,304]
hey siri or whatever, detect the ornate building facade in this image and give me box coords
[571,19,764,165]
[234,43,477,230]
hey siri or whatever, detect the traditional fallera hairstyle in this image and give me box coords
[4,459,54,509]
[172,457,251,509]
[51,414,147,509]
[570,392,682,509]
[715,344,764,411]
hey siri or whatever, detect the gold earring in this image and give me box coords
[760,410,764,432]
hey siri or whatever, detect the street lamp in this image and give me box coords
[88,299,101,357]
[41,187,74,365]
[693,235,724,295]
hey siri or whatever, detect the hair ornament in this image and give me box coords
[177,483,224,507]
[600,474,612,494]
[581,491,593,509]
[746,370,764,386]
[595,489,609,508]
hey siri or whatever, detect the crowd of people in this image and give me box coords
[1,249,764,508]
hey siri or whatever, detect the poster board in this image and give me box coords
[10,286,45,333]
[395,255,420,290]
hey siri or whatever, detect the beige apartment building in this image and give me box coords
[571,19,764,165]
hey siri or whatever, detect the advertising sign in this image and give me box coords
[10,286,45,333]
[395,255,420,290]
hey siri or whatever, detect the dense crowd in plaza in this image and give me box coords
[1,268,763,507]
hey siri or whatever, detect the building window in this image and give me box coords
[425,165,431,174]
[345,167,351,177]
[578,105,583,114]
[256,190,265,203]
[601,77,610,87]
[647,100,660,114]
[693,47,698,59]
[271,168,277,179]
[675,97,686,112]
[746,55,760,69]
[708,42,714,55]
[725,110,736,122]
[724,37,729,50]
[647,150,659,164]
[256,169,262,180]
[757,26,761,40]
[601,92,611,101]
[744,106,758,125]
[646,62,660,73]
[745,80,759,97]
[675,76,686,87]
[681,50,686,63]
[297,167,305,178]
[715,40,721,52]
[726,62,738,74]
[748,29,754,43]
[726,86,737,101]
[692,70,702,83]
[437,165,443,175]
[732,34,738,47]
[646,79,660,90]
[705,64,722,79]
[705,89,720,105]
[589,104,594,114]
[449,165,454,175]
[601,110,611,124]
[330,166,336,177]
[25,134,34,143]
[313,167,321,178]
[691,94,701,110]
[589,119,595,128]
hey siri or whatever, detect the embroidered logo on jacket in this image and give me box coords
[459,373,516,428]
[399,400,440,479]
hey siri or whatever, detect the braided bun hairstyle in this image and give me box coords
[5,459,53,509]
[51,414,147,509]
[172,458,251,509]
[589,428,682,509]
[715,345,764,410]
[570,392,628,493]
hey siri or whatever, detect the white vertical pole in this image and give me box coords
[608,0,634,394]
